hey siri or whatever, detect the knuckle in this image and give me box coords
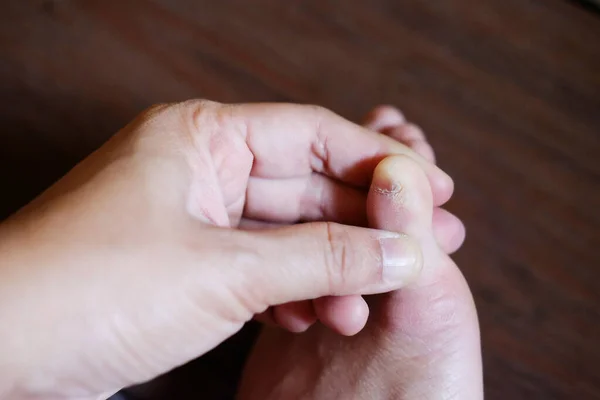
[321,222,353,293]
[185,99,236,140]
[141,99,223,133]
[132,102,175,127]
[148,99,228,143]
[181,99,218,128]
[307,105,333,174]
[183,98,219,115]
[133,99,227,134]
[120,100,232,159]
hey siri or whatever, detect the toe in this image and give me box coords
[367,155,444,286]
[407,139,436,163]
[385,124,426,142]
[432,208,466,254]
[362,105,405,131]
[384,124,435,163]
[367,155,434,243]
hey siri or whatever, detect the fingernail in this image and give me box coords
[379,235,421,282]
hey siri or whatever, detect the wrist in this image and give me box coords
[0,212,80,399]
[0,217,36,398]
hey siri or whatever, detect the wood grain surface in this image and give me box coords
[1,1,598,399]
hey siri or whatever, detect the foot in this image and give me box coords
[265,106,466,337]
[237,111,481,399]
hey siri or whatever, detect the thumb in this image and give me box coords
[231,222,423,308]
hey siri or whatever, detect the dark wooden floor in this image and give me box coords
[1,1,599,399]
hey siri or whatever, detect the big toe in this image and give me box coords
[365,159,482,399]
[367,155,437,253]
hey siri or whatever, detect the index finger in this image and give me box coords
[225,103,454,205]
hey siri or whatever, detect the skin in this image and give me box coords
[259,106,466,336]
[238,154,482,400]
[0,101,461,400]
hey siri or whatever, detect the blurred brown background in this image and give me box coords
[1,1,599,399]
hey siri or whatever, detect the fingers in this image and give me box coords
[309,106,447,336]
[244,174,367,225]
[261,214,466,336]
[225,103,453,206]
[250,105,461,334]
[264,295,369,336]
[237,222,423,308]
[308,208,463,335]
[313,295,369,336]
[384,125,435,163]
[272,301,317,333]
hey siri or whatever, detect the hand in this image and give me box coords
[238,154,482,400]
[0,101,452,399]
[260,105,466,336]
